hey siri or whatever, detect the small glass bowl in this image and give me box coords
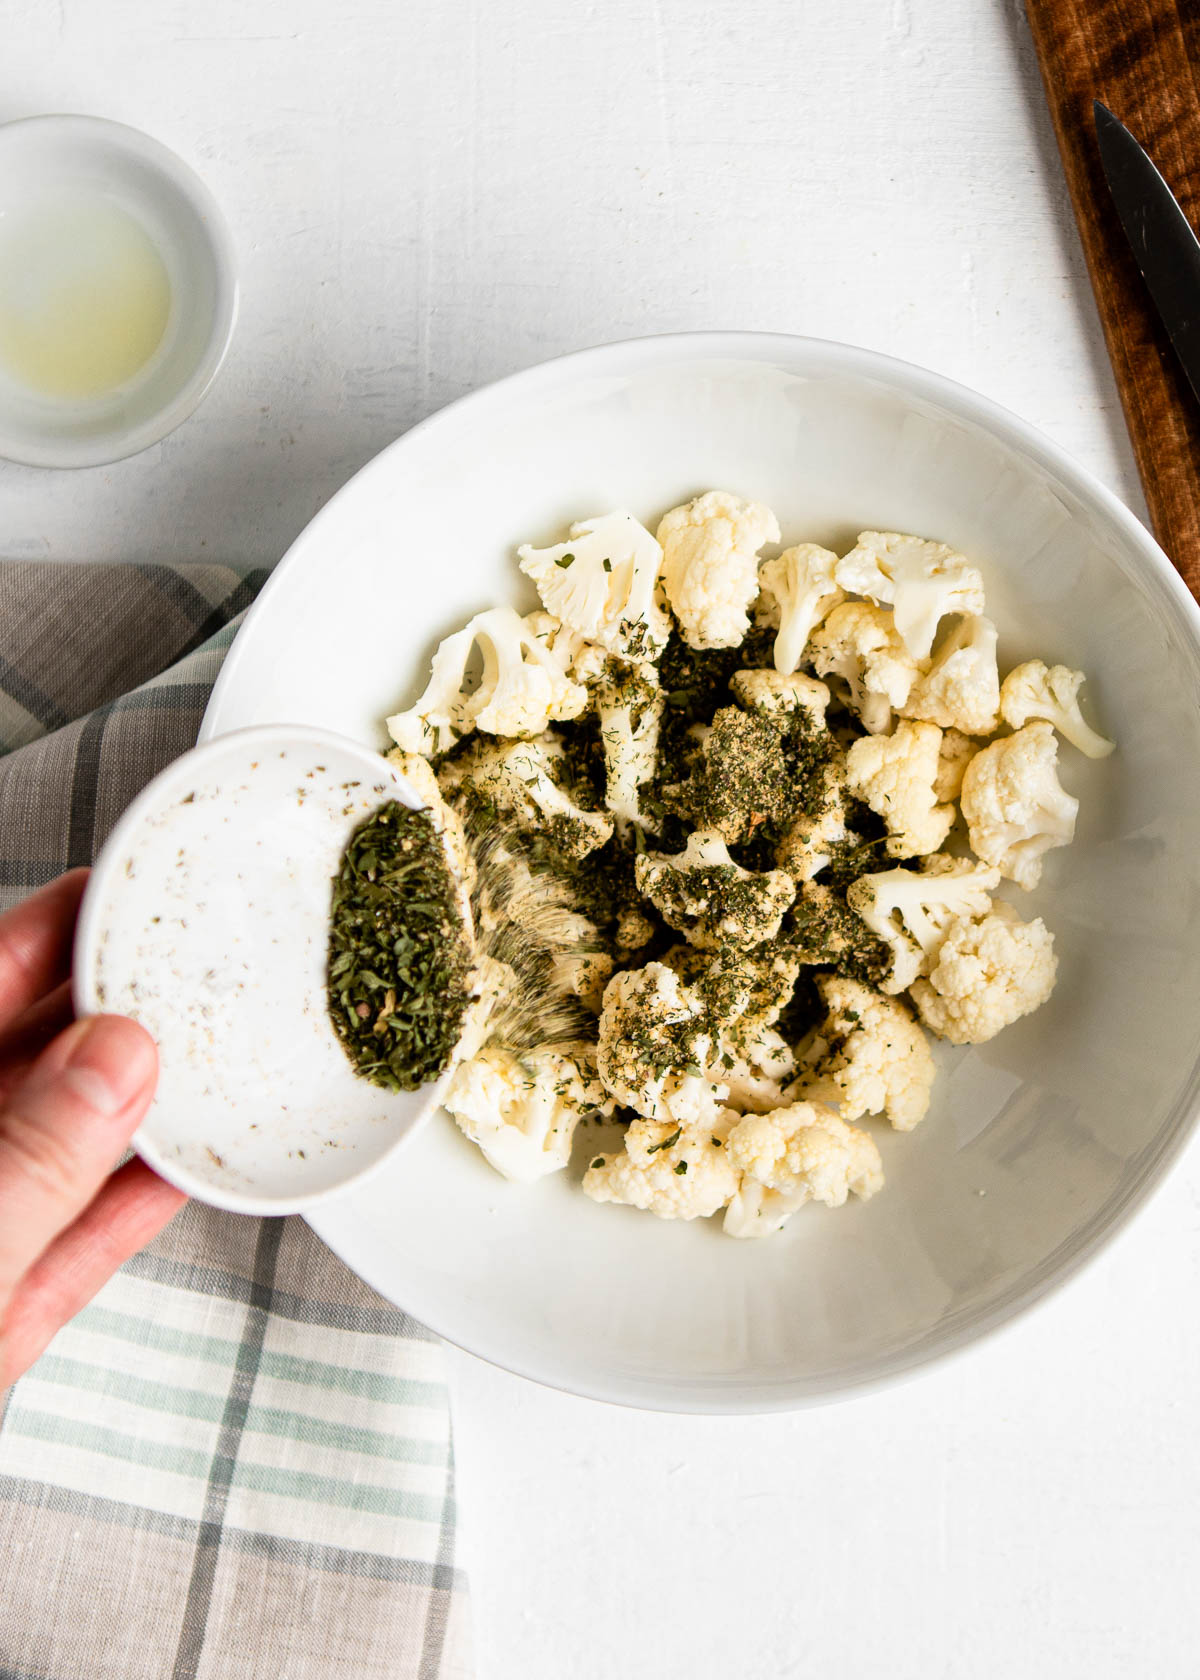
[0,114,238,469]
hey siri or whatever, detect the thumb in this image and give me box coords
[0,1015,158,1316]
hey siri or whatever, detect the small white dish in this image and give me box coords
[73,725,444,1215]
[0,114,237,468]
[202,332,1200,1411]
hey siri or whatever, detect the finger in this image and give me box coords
[0,870,89,1032]
[0,1157,185,1389]
[0,1014,158,1313]
[0,981,76,1106]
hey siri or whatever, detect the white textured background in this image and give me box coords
[5,0,1197,1675]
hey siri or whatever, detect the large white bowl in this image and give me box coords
[203,333,1200,1412]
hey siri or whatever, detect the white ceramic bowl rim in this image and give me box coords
[0,113,239,469]
[202,331,1200,1412]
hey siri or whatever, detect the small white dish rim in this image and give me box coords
[73,722,448,1217]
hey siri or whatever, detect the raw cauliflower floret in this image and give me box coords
[846,859,1002,994]
[756,543,844,673]
[960,721,1078,890]
[440,736,613,859]
[445,1042,615,1182]
[903,614,1001,736]
[583,1113,740,1221]
[723,1101,883,1238]
[387,606,587,755]
[523,608,586,674]
[518,510,671,664]
[934,728,976,802]
[657,491,781,649]
[835,531,986,659]
[910,901,1058,1044]
[728,667,832,724]
[845,719,955,858]
[799,975,935,1132]
[589,657,664,830]
[634,829,796,951]
[809,601,925,734]
[999,660,1115,759]
[595,962,727,1125]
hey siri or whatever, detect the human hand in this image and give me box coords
[0,870,186,1390]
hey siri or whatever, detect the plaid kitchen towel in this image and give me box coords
[0,562,473,1680]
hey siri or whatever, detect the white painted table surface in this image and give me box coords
[4,0,1198,1675]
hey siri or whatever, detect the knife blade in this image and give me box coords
[1094,99,1200,411]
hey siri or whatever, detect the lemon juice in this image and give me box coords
[0,196,172,401]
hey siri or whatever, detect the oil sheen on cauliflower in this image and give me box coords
[634,830,796,951]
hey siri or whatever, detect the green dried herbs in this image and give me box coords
[327,801,473,1092]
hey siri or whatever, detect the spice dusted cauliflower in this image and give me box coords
[367,499,1113,1238]
[387,606,588,755]
[903,614,1001,737]
[960,721,1078,890]
[595,962,727,1126]
[518,511,671,664]
[723,1101,883,1238]
[583,1112,739,1221]
[662,698,835,845]
[444,1042,615,1182]
[999,661,1115,759]
[785,880,890,986]
[934,728,976,802]
[775,761,853,882]
[697,945,804,1114]
[657,491,781,649]
[910,902,1057,1044]
[845,720,955,859]
[440,736,614,860]
[635,829,796,951]
[835,531,986,659]
[588,656,664,831]
[756,543,844,673]
[845,858,1002,992]
[798,975,935,1132]
[809,601,925,734]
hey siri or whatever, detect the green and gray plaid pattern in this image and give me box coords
[0,563,472,1680]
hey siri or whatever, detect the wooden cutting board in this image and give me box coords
[1024,0,1200,599]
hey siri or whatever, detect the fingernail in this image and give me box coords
[60,1016,158,1117]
